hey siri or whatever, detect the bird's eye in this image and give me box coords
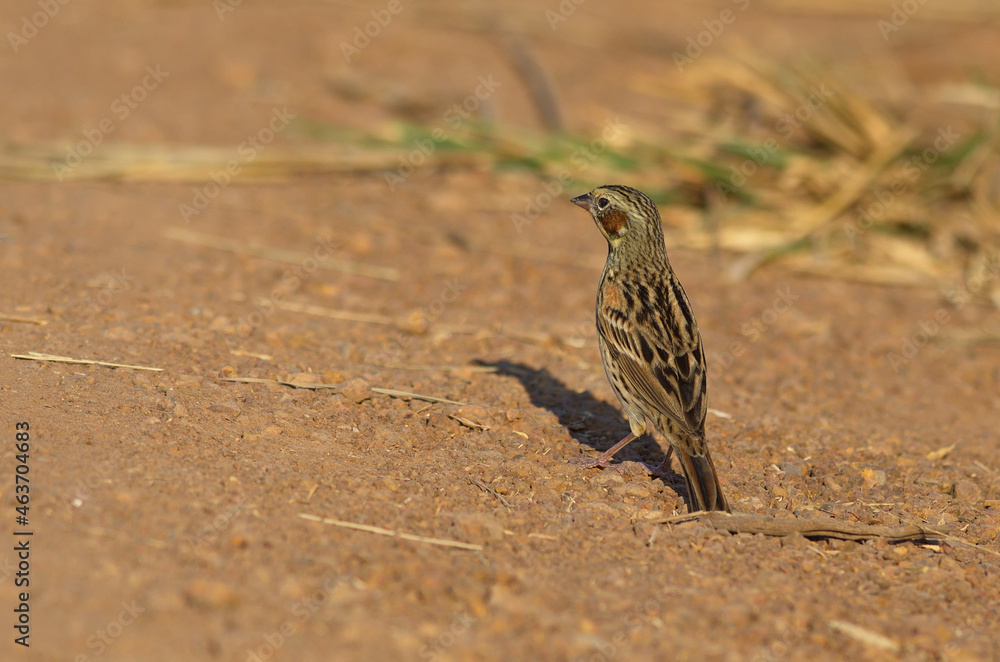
[597,197,610,209]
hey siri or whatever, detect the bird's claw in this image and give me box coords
[569,457,612,470]
[570,457,645,477]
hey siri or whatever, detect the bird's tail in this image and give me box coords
[675,444,730,512]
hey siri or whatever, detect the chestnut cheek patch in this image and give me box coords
[599,209,628,236]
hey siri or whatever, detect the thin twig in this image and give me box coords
[828,620,900,652]
[11,352,164,372]
[384,363,498,373]
[274,300,392,325]
[164,227,398,281]
[370,387,468,406]
[468,477,512,508]
[652,511,948,542]
[727,127,916,281]
[298,513,483,551]
[220,376,339,390]
[0,141,449,183]
[0,314,47,325]
[493,28,564,132]
[229,349,273,361]
[450,414,490,431]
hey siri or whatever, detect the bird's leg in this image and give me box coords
[644,446,674,478]
[571,432,637,470]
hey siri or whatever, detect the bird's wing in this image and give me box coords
[598,304,706,437]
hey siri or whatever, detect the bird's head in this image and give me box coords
[571,185,663,249]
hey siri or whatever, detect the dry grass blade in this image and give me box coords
[827,620,900,653]
[757,0,1000,24]
[777,261,938,288]
[383,363,498,373]
[653,511,947,542]
[728,127,915,281]
[468,476,512,508]
[493,27,564,132]
[277,301,479,337]
[0,314,47,325]
[450,414,490,430]
[926,443,956,461]
[11,352,164,371]
[527,533,559,541]
[467,240,602,270]
[298,513,483,551]
[229,349,273,360]
[370,387,468,406]
[164,227,398,281]
[0,141,480,183]
[274,300,392,325]
[220,376,339,390]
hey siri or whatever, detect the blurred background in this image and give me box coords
[2,0,1000,296]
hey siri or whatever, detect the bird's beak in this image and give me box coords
[571,194,593,212]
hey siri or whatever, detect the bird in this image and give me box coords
[570,185,730,512]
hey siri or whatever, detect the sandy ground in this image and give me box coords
[1,1,999,661]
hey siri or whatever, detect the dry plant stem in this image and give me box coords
[0,141,482,183]
[728,128,916,281]
[220,377,338,390]
[493,28,564,132]
[164,227,398,281]
[653,511,948,543]
[0,314,47,325]
[369,387,468,406]
[274,300,393,325]
[468,477,512,508]
[384,363,498,373]
[11,352,164,372]
[298,513,483,551]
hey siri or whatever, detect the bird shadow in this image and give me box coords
[479,360,688,492]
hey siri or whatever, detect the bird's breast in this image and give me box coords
[600,278,624,310]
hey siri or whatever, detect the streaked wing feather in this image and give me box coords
[598,305,706,436]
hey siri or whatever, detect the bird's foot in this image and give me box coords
[570,457,644,477]
[569,456,613,470]
[645,458,673,479]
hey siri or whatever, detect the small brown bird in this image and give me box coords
[571,185,730,512]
